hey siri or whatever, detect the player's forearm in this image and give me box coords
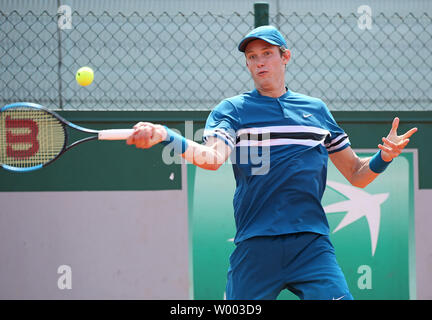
[350,151,394,188]
[330,147,393,189]
[349,157,379,188]
[181,140,226,171]
[160,127,229,170]
[126,124,229,170]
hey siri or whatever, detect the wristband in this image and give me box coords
[161,126,188,154]
[369,150,392,174]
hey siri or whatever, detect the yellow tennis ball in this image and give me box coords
[76,67,94,86]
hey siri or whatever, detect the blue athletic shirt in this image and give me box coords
[203,88,350,244]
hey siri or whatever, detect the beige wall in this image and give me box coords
[0,166,189,299]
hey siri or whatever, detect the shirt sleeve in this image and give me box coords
[203,100,239,150]
[321,102,351,154]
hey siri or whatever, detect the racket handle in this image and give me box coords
[98,129,134,140]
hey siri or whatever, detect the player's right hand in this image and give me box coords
[126,122,167,149]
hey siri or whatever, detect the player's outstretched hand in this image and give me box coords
[378,117,418,162]
[126,122,167,149]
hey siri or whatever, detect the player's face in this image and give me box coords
[244,39,290,93]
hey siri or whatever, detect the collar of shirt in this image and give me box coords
[251,87,292,100]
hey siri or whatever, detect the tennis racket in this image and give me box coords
[0,102,134,172]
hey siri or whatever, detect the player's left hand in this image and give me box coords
[378,117,418,162]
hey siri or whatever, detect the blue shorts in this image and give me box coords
[226,232,353,300]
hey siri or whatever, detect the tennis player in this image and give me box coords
[127,26,417,300]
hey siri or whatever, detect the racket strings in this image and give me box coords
[0,108,65,168]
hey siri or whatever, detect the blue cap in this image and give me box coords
[238,25,287,52]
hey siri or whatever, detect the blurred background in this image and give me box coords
[1,0,431,111]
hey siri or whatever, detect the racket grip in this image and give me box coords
[98,129,134,140]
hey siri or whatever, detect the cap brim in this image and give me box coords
[238,36,280,52]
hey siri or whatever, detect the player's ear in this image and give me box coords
[282,49,291,65]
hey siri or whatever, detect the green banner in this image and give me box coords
[190,151,416,300]
[0,113,182,191]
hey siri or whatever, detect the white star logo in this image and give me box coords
[324,180,389,256]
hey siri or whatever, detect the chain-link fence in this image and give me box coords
[1,10,431,111]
